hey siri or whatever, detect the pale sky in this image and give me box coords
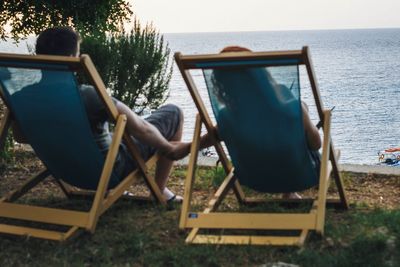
[130,0,400,33]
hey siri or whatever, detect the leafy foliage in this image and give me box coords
[80,20,173,112]
[0,0,132,41]
[0,132,14,169]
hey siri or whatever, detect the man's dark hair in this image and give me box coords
[36,27,80,56]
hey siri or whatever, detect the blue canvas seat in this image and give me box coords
[175,47,348,246]
[204,66,318,192]
[0,53,166,241]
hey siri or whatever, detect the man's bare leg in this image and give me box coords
[154,109,184,195]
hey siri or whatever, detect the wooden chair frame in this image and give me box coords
[0,53,166,241]
[175,46,348,246]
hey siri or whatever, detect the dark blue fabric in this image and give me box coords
[0,64,120,190]
[203,65,318,193]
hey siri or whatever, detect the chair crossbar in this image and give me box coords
[185,212,317,230]
[191,234,304,246]
[0,224,79,241]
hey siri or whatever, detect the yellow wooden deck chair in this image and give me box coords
[175,46,348,246]
[0,53,167,241]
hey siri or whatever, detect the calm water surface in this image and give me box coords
[164,29,400,165]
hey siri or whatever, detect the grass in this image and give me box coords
[0,204,398,266]
[0,158,399,266]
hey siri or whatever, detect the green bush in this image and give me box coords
[80,19,173,113]
[0,130,14,171]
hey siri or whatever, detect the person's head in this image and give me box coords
[210,47,253,109]
[35,27,80,57]
[220,46,252,53]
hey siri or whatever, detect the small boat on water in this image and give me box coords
[378,149,400,165]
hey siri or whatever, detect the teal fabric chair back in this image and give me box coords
[0,61,119,190]
[202,63,318,192]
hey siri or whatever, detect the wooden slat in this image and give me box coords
[0,203,89,227]
[175,54,231,172]
[206,169,236,210]
[183,166,236,239]
[87,114,127,232]
[175,47,348,246]
[100,154,159,213]
[303,46,348,210]
[80,55,119,120]
[0,52,82,70]
[315,109,331,234]
[185,213,316,230]
[330,142,349,209]
[191,234,302,246]
[178,50,304,69]
[180,114,202,229]
[175,53,246,203]
[0,224,80,241]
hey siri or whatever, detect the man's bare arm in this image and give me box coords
[115,101,174,155]
[301,102,321,151]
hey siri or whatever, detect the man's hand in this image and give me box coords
[162,141,191,161]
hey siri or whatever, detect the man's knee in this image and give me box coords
[164,103,184,126]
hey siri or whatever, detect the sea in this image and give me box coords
[2,28,400,165]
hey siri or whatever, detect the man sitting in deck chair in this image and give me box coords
[12,27,189,202]
[174,45,348,246]
[179,46,323,199]
[218,46,322,199]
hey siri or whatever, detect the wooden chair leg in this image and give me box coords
[1,169,51,202]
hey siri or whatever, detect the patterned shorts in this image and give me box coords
[114,104,182,179]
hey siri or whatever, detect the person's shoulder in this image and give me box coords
[79,83,95,91]
[79,84,119,107]
[79,84,97,97]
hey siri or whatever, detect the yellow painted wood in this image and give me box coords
[0,52,82,70]
[101,154,159,213]
[121,131,165,205]
[206,170,236,210]
[185,213,316,230]
[54,179,75,198]
[315,110,332,234]
[176,48,349,246]
[63,226,81,241]
[190,235,302,246]
[233,179,246,203]
[183,167,236,238]
[80,55,119,120]
[330,141,349,209]
[0,224,67,241]
[0,53,174,241]
[122,132,149,173]
[88,114,127,232]
[298,229,309,245]
[82,54,165,205]
[175,53,246,204]
[178,49,304,69]
[175,53,232,173]
[0,203,89,227]
[303,47,348,210]
[180,114,202,229]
